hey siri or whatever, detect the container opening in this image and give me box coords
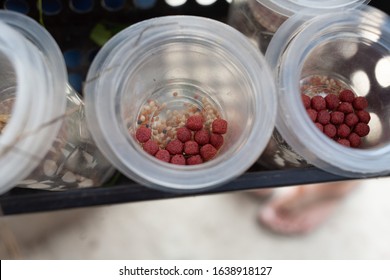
[300,36,390,150]
[118,39,255,167]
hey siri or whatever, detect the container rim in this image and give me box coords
[256,0,370,17]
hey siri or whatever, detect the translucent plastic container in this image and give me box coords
[259,6,390,178]
[84,16,277,192]
[0,11,114,194]
[228,0,370,52]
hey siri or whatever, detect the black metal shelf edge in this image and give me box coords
[0,166,365,215]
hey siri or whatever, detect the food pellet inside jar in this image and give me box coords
[301,75,371,148]
[133,84,228,165]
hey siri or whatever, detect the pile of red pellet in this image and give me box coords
[135,115,227,165]
[302,89,371,148]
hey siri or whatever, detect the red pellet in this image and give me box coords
[212,118,228,134]
[337,102,354,114]
[324,124,337,138]
[325,94,340,110]
[315,122,324,132]
[311,95,326,111]
[317,110,330,125]
[353,96,368,110]
[339,89,355,103]
[176,127,192,142]
[170,154,186,165]
[210,133,224,150]
[143,139,159,156]
[166,139,184,155]
[135,126,151,143]
[337,124,351,138]
[184,140,199,155]
[194,129,210,145]
[301,84,370,147]
[354,122,370,137]
[302,94,311,109]
[348,133,361,148]
[155,149,171,162]
[356,110,371,124]
[330,111,344,125]
[200,144,217,161]
[186,115,204,131]
[344,113,359,127]
[187,155,203,165]
[337,138,351,147]
[306,108,318,122]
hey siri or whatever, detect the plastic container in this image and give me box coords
[259,6,390,178]
[84,15,277,192]
[0,11,114,194]
[227,0,370,52]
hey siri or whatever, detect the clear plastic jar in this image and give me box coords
[0,11,114,194]
[259,6,390,178]
[84,16,277,192]
[227,0,370,52]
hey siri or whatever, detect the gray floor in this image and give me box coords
[1,177,390,259]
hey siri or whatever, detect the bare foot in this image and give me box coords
[258,181,357,235]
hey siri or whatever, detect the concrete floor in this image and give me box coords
[1,177,390,259]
